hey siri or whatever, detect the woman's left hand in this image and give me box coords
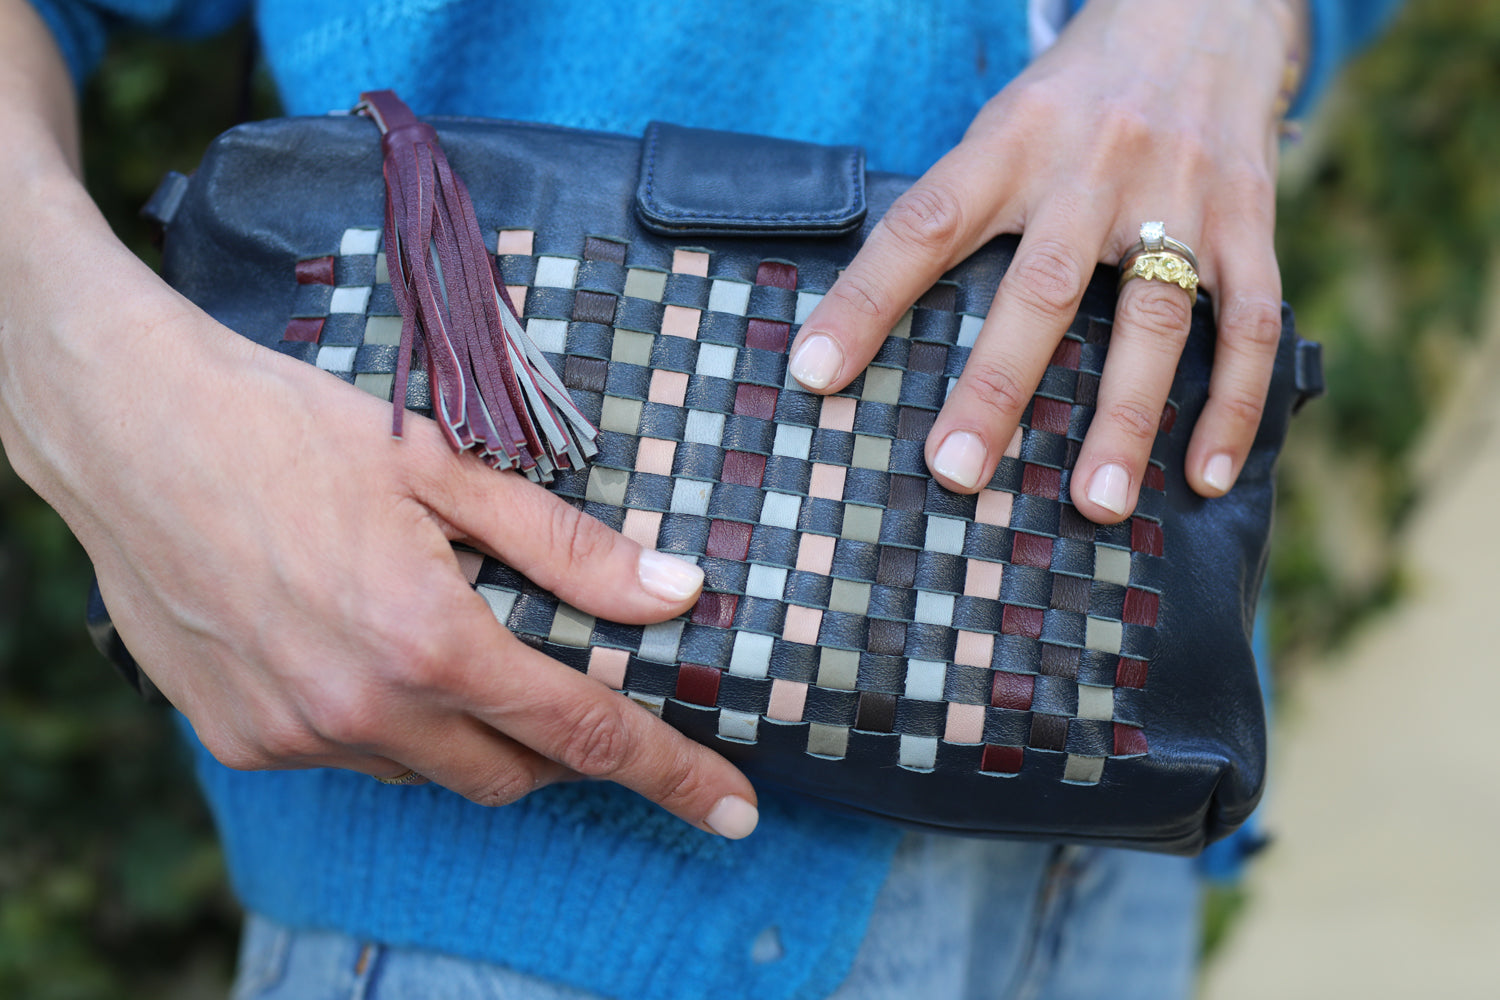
[787,0,1305,523]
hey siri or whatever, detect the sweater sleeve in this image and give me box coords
[25,0,251,86]
[1291,0,1405,117]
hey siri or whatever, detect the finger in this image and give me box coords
[925,211,1105,493]
[365,716,583,805]
[325,717,574,798]
[451,618,759,839]
[219,628,579,800]
[229,746,436,785]
[788,147,1017,393]
[1184,227,1283,498]
[408,432,704,625]
[1071,270,1195,522]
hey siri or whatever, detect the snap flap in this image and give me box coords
[636,122,866,238]
[141,170,191,234]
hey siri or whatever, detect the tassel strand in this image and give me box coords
[357,90,597,481]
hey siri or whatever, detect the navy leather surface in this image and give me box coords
[635,122,865,237]
[90,112,1313,854]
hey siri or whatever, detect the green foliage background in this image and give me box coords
[0,27,268,1000]
[2,4,1496,996]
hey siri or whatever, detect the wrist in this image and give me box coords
[0,180,186,507]
[1063,0,1308,123]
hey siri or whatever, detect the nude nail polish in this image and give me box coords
[1203,453,1234,493]
[931,431,987,490]
[637,550,704,603]
[706,795,760,839]
[788,334,843,389]
[1087,463,1131,516]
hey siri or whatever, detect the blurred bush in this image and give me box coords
[1270,0,1500,664]
[1,2,1496,996]
[0,26,271,1000]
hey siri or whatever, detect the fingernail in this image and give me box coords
[706,795,760,839]
[931,431,988,490]
[637,549,704,603]
[1203,453,1234,494]
[788,334,844,390]
[1086,463,1131,515]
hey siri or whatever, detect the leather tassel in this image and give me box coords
[356,90,597,481]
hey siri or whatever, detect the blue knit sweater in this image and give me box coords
[30,2,1400,997]
[38,0,1399,172]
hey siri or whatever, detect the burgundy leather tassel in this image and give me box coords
[357,90,597,481]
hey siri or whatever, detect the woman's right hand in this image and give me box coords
[0,0,758,840]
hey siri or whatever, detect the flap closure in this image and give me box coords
[1292,337,1325,413]
[636,122,866,238]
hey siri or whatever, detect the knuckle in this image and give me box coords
[959,357,1033,420]
[547,501,615,577]
[1221,164,1276,213]
[990,81,1076,150]
[1213,388,1268,430]
[1005,241,1086,317]
[204,716,305,770]
[403,446,465,514]
[1172,134,1216,180]
[827,270,890,321]
[554,700,632,777]
[653,749,711,813]
[1127,286,1194,339]
[468,764,541,808]
[1103,397,1166,444]
[395,645,457,692]
[1096,101,1154,151]
[201,731,270,771]
[1220,294,1283,351]
[879,182,967,256]
[373,613,459,691]
[301,685,382,749]
[255,717,317,762]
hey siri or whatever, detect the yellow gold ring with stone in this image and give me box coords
[1118,250,1200,305]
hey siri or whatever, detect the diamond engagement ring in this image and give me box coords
[1123,221,1199,273]
[375,768,427,785]
[1119,222,1200,304]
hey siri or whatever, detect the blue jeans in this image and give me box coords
[230,835,1199,1000]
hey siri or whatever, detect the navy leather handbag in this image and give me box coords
[92,93,1322,854]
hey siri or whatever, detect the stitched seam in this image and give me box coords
[1001,846,1094,1000]
[229,919,291,1000]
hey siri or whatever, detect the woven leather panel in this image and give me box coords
[111,113,1308,848]
[282,225,1172,788]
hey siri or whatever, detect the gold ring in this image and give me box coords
[1118,251,1200,304]
[375,768,426,785]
